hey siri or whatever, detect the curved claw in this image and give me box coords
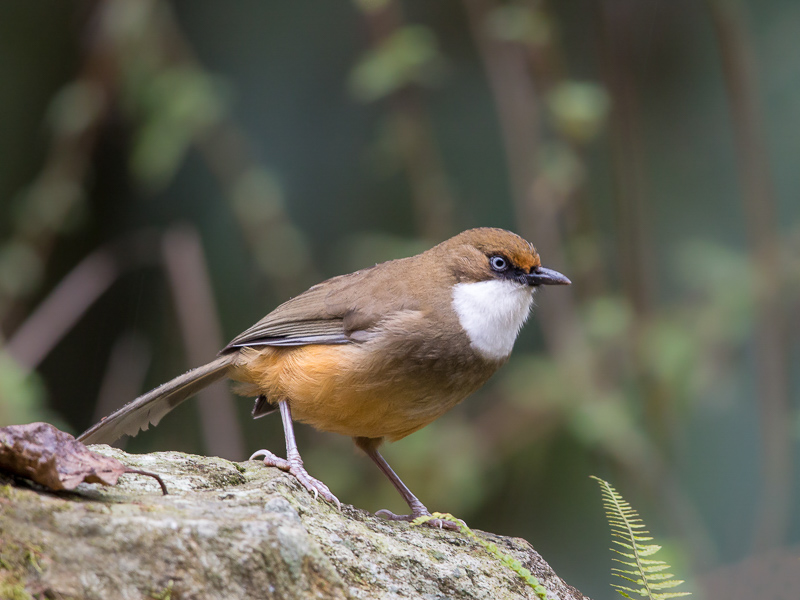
[289,466,340,509]
[249,448,290,470]
[249,449,269,461]
[375,509,460,531]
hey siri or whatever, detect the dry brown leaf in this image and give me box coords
[0,422,167,494]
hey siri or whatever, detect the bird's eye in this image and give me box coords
[490,256,508,272]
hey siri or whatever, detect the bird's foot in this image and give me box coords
[249,448,290,470]
[250,449,341,509]
[375,507,461,531]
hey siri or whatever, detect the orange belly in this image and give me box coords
[229,343,489,441]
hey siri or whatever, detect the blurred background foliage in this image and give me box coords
[1,0,798,598]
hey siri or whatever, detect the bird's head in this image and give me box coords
[434,228,570,360]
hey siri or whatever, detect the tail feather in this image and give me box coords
[79,354,236,445]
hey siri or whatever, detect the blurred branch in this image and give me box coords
[0,4,118,333]
[5,232,159,369]
[162,225,245,461]
[197,130,321,297]
[137,0,322,297]
[594,1,678,457]
[353,0,457,240]
[6,252,116,370]
[7,222,247,460]
[6,0,319,458]
[463,0,580,356]
[596,1,655,315]
[706,0,791,551]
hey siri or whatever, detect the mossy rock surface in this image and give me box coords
[0,447,588,600]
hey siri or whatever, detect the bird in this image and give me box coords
[79,227,570,527]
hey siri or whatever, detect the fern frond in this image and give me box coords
[591,476,691,600]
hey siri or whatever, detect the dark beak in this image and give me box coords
[526,266,571,287]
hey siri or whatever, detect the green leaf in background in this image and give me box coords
[546,81,611,144]
[130,67,228,186]
[349,26,443,102]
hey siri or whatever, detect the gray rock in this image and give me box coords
[0,447,589,600]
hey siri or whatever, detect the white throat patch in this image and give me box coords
[451,280,534,360]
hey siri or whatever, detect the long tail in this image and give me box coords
[79,354,237,445]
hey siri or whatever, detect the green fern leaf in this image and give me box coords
[613,584,648,595]
[642,573,677,582]
[640,565,671,574]
[613,569,676,582]
[612,541,636,550]
[648,580,686,590]
[613,568,643,576]
[613,574,643,584]
[591,476,691,600]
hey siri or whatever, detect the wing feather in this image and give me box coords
[223,257,427,351]
[223,276,359,350]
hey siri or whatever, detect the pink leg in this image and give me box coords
[250,399,340,508]
[355,437,460,530]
